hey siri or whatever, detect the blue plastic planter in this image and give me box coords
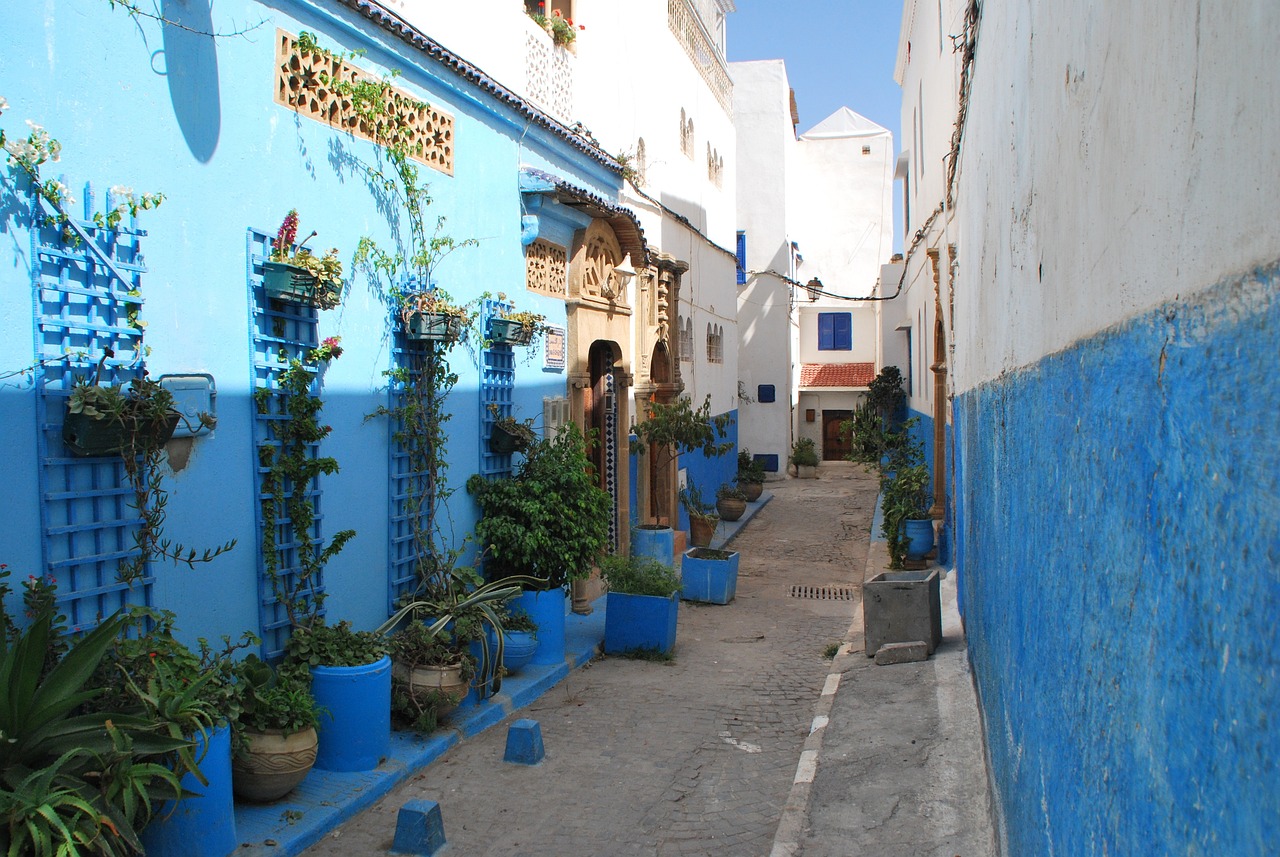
[494,629,538,672]
[517,588,566,665]
[140,723,236,857]
[631,525,675,567]
[604,591,678,655]
[904,519,936,560]
[311,655,392,772]
[680,548,740,604]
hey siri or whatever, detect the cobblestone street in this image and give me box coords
[304,464,879,856]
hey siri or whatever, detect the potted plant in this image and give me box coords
[679,482,720,548]
[681,546,741,605]
[468,423,613,665]
[385,620,473,731]
[529,6,580,48]
[882,461,934,568]
[488,407,538,455]
[600,554,681,656]
[63,372,182,458]
[492,606,539,673]
[263,209,343,309]
[735,449,766,502]
[229,655,320,803]
[715,483,747,522]
[487,307,547,347]
[282,621,390,773]
[790,437,820,478]
[400,286,472,343]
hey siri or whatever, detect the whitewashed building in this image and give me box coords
[732,60,892,474]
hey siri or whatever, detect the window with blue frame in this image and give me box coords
[817,312,852,350]
[735,231,746,285]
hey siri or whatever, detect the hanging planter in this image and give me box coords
[63,406,181,457]
[487,316,536,346]
[489,418,537,454]
[405,310,463,343]
[262,210,343,309]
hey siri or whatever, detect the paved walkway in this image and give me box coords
[301,462,996,856]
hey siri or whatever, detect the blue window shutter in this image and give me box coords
[818,313,852,351]
[736,232,746,285]
[757,384,775,403]
[834,312,852,350]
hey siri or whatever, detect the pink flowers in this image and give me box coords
[275,208,299,255]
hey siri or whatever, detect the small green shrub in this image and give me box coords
[600,555,681,598]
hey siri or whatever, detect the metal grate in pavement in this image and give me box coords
[788,584,856,601]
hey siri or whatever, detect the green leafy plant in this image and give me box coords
[736,449,765,485]
[716,483,746,502]
[679,482,719,523]
[267,209,344,310]
[842,367,907,464]
[878,425,931,569]
[599,555,680,598]
[631,395,733,524]
[257,338,356,630]
[529,6,580,46]
[231,656,320,737]
[468,423,612,590]
[790,437,819,468]
[283,621,388,676]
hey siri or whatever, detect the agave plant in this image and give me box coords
[0,612,191,855]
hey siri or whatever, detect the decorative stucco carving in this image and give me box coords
[525,31,574,123]
[274,30,454,175]
[526,240,568,297]
[569,221,629,308]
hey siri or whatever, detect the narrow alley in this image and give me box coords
[301,465,991,856]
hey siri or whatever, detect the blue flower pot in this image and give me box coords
[496,629,538,673]
[631,525,675,568]
[140,723,236,857]
[311,655,392,772]
[517,589,566,666]
[604,591,678,655]
[680,547,740,605]
[904,518,936,560]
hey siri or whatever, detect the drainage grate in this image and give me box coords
[789,585,856,601]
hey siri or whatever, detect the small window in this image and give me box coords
[735,232,746,285]
[758,384,775,403]
[756,453,779,473]
[861,145,871,155]
[817,313,852,351]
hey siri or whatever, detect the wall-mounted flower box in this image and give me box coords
[405,310,463,343]
[487,316,536,345]
[62,406,180,457]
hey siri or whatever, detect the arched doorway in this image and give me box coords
[587,341,621,551]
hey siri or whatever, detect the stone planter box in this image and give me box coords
[863,569,942,658]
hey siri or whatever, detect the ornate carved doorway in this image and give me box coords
[587,341,620,552]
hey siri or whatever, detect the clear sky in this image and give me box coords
[727,1,904,250]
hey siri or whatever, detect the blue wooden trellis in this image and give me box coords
[246,228,326,660]
[31,185,154,632]
[479,297,517,481]
[386,333,430,612]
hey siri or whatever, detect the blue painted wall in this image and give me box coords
[0,1,619,649]
[676,408,739,531]
[955,261,1280,855]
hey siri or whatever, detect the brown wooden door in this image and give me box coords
[822,410,852,461]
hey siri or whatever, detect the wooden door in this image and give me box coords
[822,410,853,461]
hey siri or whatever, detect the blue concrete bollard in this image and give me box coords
[392,799,447,856]
[503,718,545,765]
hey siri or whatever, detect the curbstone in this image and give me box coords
[874,640,929,665]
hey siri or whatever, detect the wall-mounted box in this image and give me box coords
[158,374,216,438]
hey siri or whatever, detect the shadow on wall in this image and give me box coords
[161,0,222,163]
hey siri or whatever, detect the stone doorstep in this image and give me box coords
[873,640,930,665]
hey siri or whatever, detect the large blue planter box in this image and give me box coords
[631,525,675,567]
[140,723,237,857]
[680,548,740,604]
[604,591,678,655]
[311,655,392,772]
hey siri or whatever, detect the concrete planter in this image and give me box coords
[632,525,675,567]
[863,569,942,658]
[796,464,818,479]
[604,591,678,655]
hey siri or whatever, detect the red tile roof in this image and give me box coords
[800,362,876,388]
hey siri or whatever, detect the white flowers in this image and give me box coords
[4,120,61,170]
[0,96,9,114]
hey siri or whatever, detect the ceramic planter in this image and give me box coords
[904,518,936,560]
[62,406,180,457]
[310,655,392,772]
[405,310,462,342]
[716,496,746,522]
[517,588,567,666]
[688,515,718,547]
[499,630,538,672]
[740,481,764,502]
[863,569,942,658]
[680,547,740,605]
[632,525,675,567]
[487,316,535,345]
[231,727,318,803]
[140,723,237,857]
[604,591,678,655]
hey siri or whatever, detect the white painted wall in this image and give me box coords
[952,0,1280,391]
[397,0,741,418]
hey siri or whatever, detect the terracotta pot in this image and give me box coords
[740,481,763,502]
[688,515,718,547]
[716,496,746,522]
[232,727,318,803]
